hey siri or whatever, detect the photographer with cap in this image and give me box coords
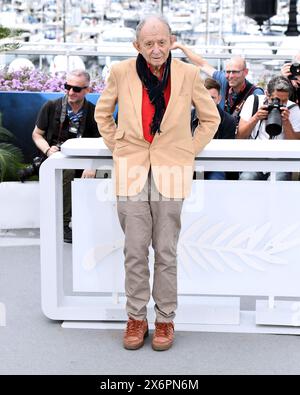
[281,53,300,107]
[32,69,100,243]
[237,75,300,181]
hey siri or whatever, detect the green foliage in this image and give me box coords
[0,26,11,39]
[0,25,21,52]
[0,42,21,52]
[0,113,24,182]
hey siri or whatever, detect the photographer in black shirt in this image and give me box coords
[32,69,100,243]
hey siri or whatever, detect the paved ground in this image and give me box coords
[1,231,300,375]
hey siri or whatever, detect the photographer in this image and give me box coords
[171,42,264,122]
[281,53,300,107]
[237,75,300,181]
[32,69,100,243]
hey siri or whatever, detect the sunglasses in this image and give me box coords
[64,83,88,93]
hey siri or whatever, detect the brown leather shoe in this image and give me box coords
[152,321,174,351]
[123,318,149,350]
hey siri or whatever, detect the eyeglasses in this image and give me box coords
[225,70,244,75]
[64,83,88,93]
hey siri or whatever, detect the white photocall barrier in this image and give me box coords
[0,303,6,327]
[40,138,300,333]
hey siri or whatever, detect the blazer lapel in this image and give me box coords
[160,60,184,128]
[127,62,143,134]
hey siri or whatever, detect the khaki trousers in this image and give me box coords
[117,175,183,323]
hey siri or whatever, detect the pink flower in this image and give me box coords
[0,67,105,93]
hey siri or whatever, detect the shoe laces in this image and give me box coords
[155,322,174,337]
[126,319,145,337]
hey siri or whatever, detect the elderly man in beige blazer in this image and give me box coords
[95,15,220,351]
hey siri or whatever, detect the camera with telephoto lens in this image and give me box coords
[289,62,300,80]
[18,155,45,182]
[265,97,283,138]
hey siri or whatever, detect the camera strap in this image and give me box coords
[252,95,259,116]
[55,95,68,145]
[253,96,267,140]
[287,103,297,111]
[226,81,262,117]
[75,102,88,139]
[60,95,68,125]
[55,96,89,144]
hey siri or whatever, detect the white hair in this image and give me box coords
[135,14,172,41]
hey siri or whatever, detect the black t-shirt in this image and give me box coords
[191,105,236,139]
[215,105,236,139]
[36,97,100,146]
[291,87,300,107]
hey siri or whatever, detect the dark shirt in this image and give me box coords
[191,105,235,139]
[36,97,99,146]
[291,86,300,107]
[214,104,236,139]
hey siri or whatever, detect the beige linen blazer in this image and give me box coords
[95,57,220,198]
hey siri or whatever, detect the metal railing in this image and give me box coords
[2,40,299,59]
[1,41,298,86]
